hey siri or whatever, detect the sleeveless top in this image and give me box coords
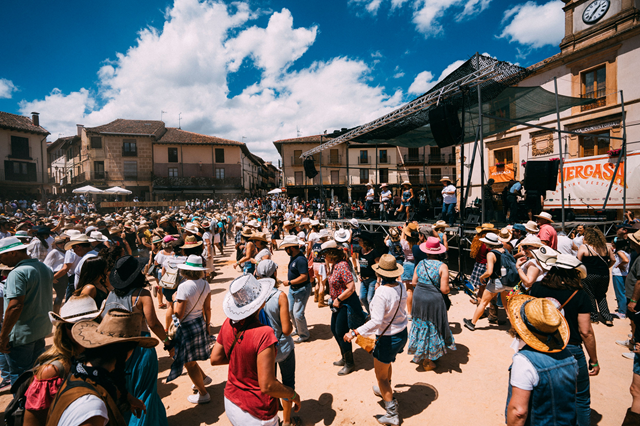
[402,190,411,201]
[101,288,149,333]
[489,249,504,279]
[263,288,294,363]
[582,245,610,276]
[312,242,325,263]
[94,286,109,310]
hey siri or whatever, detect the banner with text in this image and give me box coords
[489,163,515,183]
[544,151,640,209]
[101,201,186,208]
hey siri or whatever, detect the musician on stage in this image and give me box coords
[440,177,457,226]
[483,179,497,222]
[365,183,375,219]
[379,183,392,222]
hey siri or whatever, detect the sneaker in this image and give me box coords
[192,376,212,392]
[488,318,506,325]
[623,352,636,360]
[463,318,475,331]
[616,312,627,319]
[617,339,631,347]
[294,337,309,344]
[0,378,11,391]
[372,385,382,398]
[291,330,298,337]
[187,392,211,404]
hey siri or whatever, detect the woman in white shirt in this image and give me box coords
[27,226,54,262]
[201,221,215,278]
[514,235,547,290]
[344,254,407,426]
[44,236,69,314]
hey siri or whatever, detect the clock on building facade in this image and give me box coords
[582,0,610,24]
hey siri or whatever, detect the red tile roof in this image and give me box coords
[156,128,243,145]
[86,119,166,137]
[273,135,324,144]
[0,111,49,135]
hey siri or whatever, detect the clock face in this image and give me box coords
[582,0,610,24]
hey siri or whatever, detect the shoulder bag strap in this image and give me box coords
[180,281,209,323]
[378,283,403,338]
[560,290,579,309]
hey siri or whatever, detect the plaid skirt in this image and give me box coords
[167,315,214,382]
[470,262,487,288]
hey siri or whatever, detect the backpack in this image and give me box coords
[491,249,519,287]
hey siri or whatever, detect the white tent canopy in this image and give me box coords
[72,185,104,194]
[104,186,132,195]
[267,188,283,194]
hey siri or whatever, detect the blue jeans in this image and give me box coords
[276,350,296,389]
[6,338,46,384]
[0,352,10,382]
[441,202,456,226]
[288,284,312,340]
[566,344,590,426]
[613,275,627,314]
[365,200,373,218]
[359,277,377,314]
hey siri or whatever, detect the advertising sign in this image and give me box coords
[489,163,515,183]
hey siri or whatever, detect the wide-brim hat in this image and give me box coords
[249,232,269,243]
[223,274,273,321]
[366,183,373,187]
[517,234,543,249]
[109,256,148,289]
[334,228,351,243]
[401,181,411,186]
[553,254,587,279]
[178,254,208,271]
[531,246,559,271]
[508,295,570,353]
[420,237,446,255]
[49,295,105,326]
[0,237,28,255]
[89,231,109,243]
[279,235,304,249]
[372,254,404,278]
[535,212,554,223]
[320,240,338,253]
[524,221,539,233]
[479,232,502,246]
[403,222,419,238]
[72,309,158,349]
[180,235,203,249]
[64,234,96,251]
[440,176,452,183]
[475,223,495,233]
[497,228,513,243]
[241,227,254,238]
[434,220,447,230]
[14,231,30,239]
[629,230,640,246]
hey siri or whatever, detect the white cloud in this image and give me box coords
[407,58,466,95]
[0,78,17,99]
[498,1,564,50]
[351,0,492,36]
[18,0,402,162]
[394,72,405,78]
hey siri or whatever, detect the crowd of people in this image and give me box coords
[0,194,638,425]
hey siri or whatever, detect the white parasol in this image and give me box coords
[268,188,283,194]
[72,185,105,194]
[104,186,133,195]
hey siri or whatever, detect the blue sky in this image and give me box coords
[0,0,565,162]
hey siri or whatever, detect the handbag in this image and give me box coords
[167,281,209,339]
[355,284,403,353]
[160,264,181,290]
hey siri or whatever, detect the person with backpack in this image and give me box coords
[385,228,404,266]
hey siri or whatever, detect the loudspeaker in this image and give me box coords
[524,160,559,192]
[303,158,318,179]
[465,214,480,226]
[429,104,462,148]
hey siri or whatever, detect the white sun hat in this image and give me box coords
[223,274,274,321]
[89,231,109,243]
[177,254,208,271]
[0,237,28,255]
[334,228,351,243]
[49,294,104,326]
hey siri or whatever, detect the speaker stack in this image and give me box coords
[429,104,463,148]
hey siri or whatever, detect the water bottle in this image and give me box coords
[501,266,507,278]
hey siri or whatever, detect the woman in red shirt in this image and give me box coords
[211,274,301,426]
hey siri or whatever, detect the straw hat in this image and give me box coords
[279,235,304,249]
[177,254,208,271]
[249,232,269,243]
[64,234,96,251]
[535,212,554,223]
[151,236,163,245]
[517,234,543,249]
[475,223,495,233]
[109,226,122,234]
[497,228,513,243]
[440,176,452,183]
[629,230,640,246]
[180,235,203,249]
[553,254,588,279]
[184,223,200,234]
[234,222,243,229]
[72,310,158,349]
[403,222,419,238]
[372,254,404,278]
[434,220,447,230]
[283,220,293,227]
[223,274,273,321]
[401,180,412,186]
[419,236,446,255]
[508,295,570,353]
[525,221,539,233]
[0,237,28,255]
[366,183,373,187]
[479,232,502,246]
[388,227,400,242]
[49,294,104,326]
[334,228,351,243]
[241,227,254,238]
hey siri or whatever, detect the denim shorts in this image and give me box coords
[634,353,640,376]
[276,350,296,389]
[401,261,415,282]
[373,328,408,364]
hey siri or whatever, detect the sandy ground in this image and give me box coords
[0,238,633,425]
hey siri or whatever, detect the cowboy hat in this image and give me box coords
[535,212,554,223]
[433,220,447,230]
[507,295,570,353]
[479,232,502,246]
[279,235,304,249]
[14,231,30,240]
[320,240,338,252]
[178,254,208,271]
[180,235,203,249]
[512,223,527,233]
[49,294,104,326]
[440,176,452,183]
[72,309,158,349]
[64,234,96,251]
[249,232,269,243]
[184,223,200,234]
[419,237,446,255]
[89,231,109,243]
[109,226,123,234]
[531,245,559,270]
[366,182,373,187]
[497,228,513,243]
[525,221,539,233]
[629,230,640,246]
[349,218,359,228]
[401,180,412,186]
[334,228,351,243]
[517,234,543,249]
[372,254,404,278]
[553,254,587,279]
[0,237,28,255]
[241,227,254,238]
[381,183,388,188]
[109,255,148,290]
[388,227,400,242]
[248,219,261,228]
[310,219,320,227]
[402,222,419,238]
[318,229,330,239]
[223,274,273,321]
[475,223,495,233]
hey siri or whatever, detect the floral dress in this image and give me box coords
[407,259,456,362]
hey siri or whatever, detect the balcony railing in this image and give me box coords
[71,172,86,184]
[357,156,369,164]
[326,154,342,165]
[153,176,242,188]
[89,171,107,180]
[285,175,347,186]
[581,89,606,111]
[428,154,455,165]
[122,147,138,157]
[403,154,425,164]
[378,156,390,164]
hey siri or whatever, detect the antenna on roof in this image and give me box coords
[296,126,301,137]
[178,112,182,129]
[161,110,167,122]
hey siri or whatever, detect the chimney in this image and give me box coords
[76,124,84,137]
[31,112,39,127]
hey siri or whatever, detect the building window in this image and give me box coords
[379,150,388,164]
[329,149,340,164]
[168,147,178,163]
[294,171,303,185]
[359,150,368,164]
[494,147,513,166]
[379,168,388,183]
[331,170,339,184]
[215,148,225,163]
[90,137,102,149]
[215,168,225,179]
[5,161,36,182]
[94,161,105,179]
[582,66,606,111]
[430,167,442,183]
[122,140,137,156]
[408,147,420,161]
[360,168,369,184]
[168,167,178,177]
[579,132,610,157]
[123,161,137,179]
[66,147,74,161]
[408,169,420,185]
[293,150,303,166]
[10,136,30,159]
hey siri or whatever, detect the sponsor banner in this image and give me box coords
[544,151,640,209]
[489,163,515,183]
[101,201,186,208]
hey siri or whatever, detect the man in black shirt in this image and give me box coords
[358,237,380,314]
